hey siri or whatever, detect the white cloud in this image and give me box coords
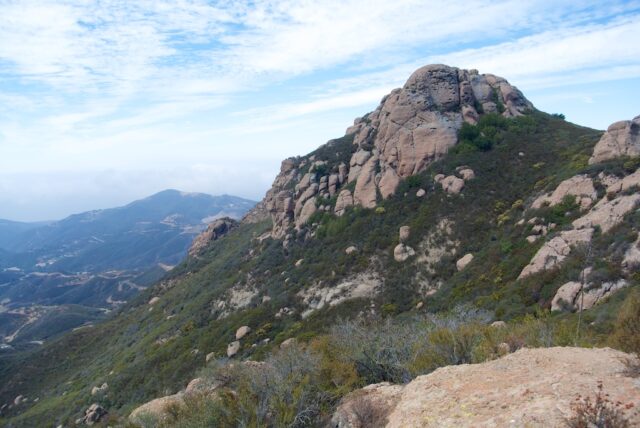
[428,15,640,89]
[1,0,640,219]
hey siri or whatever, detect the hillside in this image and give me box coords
[1,65,639,427]
[0,191,255,348]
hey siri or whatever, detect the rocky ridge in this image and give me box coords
[258,64,532,239]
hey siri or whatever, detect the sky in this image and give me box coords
[0,1,639,221]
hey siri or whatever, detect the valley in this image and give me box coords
[0,190,255,349]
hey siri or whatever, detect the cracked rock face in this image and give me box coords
[259,64,532,238]
[531,175,597,209]
[589,115,640,164]
[518,228,593,279]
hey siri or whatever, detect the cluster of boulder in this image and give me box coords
[434,167,475,195]
[518,114,640,310]
[225,325,251,358]
[261,65,532,238]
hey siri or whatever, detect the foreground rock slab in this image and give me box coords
[333,347,640,428]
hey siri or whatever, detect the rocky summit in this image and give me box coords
[262,65,532,238]
[1,64,640,428]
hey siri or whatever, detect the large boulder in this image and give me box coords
[456,253,474,271]
[589,115,640,164]
[439,175,465,194]
[235,326,251,340]
[130,394,184,424]
[332,347,640,428]
[227,341,241,357]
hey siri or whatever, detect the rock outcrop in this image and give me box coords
[518,228,593,279]
[572,193,640,233]
[189,217,238,257]
[531,175,597,209]
[82,403,108,426]
[261,65,532,238]
[551,279,628,311]
[332,347,640,428]
[589,115,640,164]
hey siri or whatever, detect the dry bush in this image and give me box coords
[349,394,389,428]
[565,382,634,428]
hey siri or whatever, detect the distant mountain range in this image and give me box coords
[0,189,255,270]
[0,189,255,347]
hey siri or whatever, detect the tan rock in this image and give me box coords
[280,338,297,349]
[456,253,474,271]
[434,174,445,183]
[295,198,317,228]
[490,321,506,328]
[531,175,597,209]
[227,341,240,357]
[518,228,593,278]
[130,394,183,423]
[335,189,354,216]
[394,244,416,262]
[83,403,108,426]
[525,235,539,243]
[148,297,160,305]
[457,168,475,180]
[345,246,358,255]
[399,226,411,243]
[589,115,640,164]
[205,352,215,363]
[235,326,251,340]
[90,383,108,396]
[440,175,464,194]
[185,378,204,394]
[336,347,640,428]
[416,188,426,197]
[572,193,640,233]
[353,155,379,208]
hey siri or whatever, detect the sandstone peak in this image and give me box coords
[262,64,533,238]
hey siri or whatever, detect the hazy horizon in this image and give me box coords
[2,1,640,221]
